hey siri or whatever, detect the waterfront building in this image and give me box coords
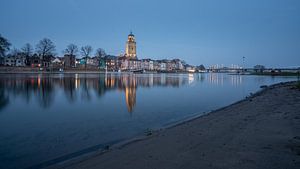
[125,31,137,59]
[4,54,26,67]
[28,54,42,67]
[173,59,184,70]
[105,55,118,71]
[153,60,160,71]
[64,54,76,67]
[160,62,167,71]
[4,55,16,66]
[141,59,154,70]
[78,57,98,68]
[86,57,94,66]
[186,65,196,72]
[16,55,26,67]
[41,55,54,67]
[99,57,106,69]
[254,65,265,73]
[90,57,100,67]
[164,60,174,71]
[119,58,141,71]
[52,57,63,68]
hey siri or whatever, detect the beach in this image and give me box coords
[47,81,300,169]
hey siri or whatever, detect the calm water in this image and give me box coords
[0,73,298,169]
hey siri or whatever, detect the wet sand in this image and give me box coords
[49,81,300,169]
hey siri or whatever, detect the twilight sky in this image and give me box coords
[1,0,300,68]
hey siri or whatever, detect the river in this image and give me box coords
[0,73,298,169]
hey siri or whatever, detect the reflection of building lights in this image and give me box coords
[208,73,224,85]
[75,74,79,89]
[105,75,116,88]
[31,78,34,85]
[231,75,243,86]
[37,76,41,88]
[125,87,136,113]
[188,74,194,84]
[75,79,78,89]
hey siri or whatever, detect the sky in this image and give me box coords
[1,0,300,68]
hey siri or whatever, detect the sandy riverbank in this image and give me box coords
[48,81,300,169]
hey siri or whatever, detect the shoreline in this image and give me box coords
[43,81,300,169]
[0,67,195,74]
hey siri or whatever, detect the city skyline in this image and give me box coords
[1,0,300,68]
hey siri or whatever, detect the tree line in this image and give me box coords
[0,34,106,59]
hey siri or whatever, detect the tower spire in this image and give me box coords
[129,30,134,36]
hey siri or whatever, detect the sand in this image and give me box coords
[48,81,300,169]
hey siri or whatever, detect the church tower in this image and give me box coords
[125,31,137,59]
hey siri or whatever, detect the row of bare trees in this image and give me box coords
[0,34,106,60]
[64,43,106,58]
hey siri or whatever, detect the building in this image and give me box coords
[186,65,196,72]
[105,55,118,71]
[90,57,100,67]
[99,57,106,69]
[119,57,141,71]
[125,31,137,59]
[160,61,167,71]
[77,57,98,68]
[28,54,42,67]
[141,59,154,70]
[64,54,76,67]
[4,54,26,67]
[15,55,26,67]
[164,60,174,71]
[173,59,184,70]
[4,55,15,66]
[52,57,63,68]
[254,65,265,73]
[41,55,54,68]
[153,60,159,71]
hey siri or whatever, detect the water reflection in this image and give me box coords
[0,73,297,169]
[0,73,287,113]
[0,82,9,112]
[0,73,200,113]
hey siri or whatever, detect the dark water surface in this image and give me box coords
[0,73,297,169]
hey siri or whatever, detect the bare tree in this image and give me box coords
[64,43,78,56]
[0,34,11,57]
[36,38,56,58]
[95,48,106,58]
[21,43,33,57]
[81,45,92,69]
[10,47,20,56]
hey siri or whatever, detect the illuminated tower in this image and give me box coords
[125,31,137,59]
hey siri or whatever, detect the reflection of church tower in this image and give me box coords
[124,75,137,113]
[125,86,136,113]
[125,31,137,59]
